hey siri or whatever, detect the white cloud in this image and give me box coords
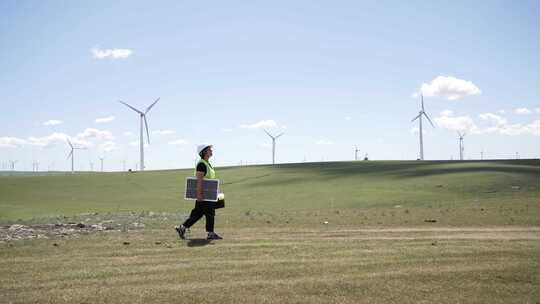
[527,120,540,135]
[76,128,114,141]
[494,120,540,136]
[43,120,62,126]
[100,141,118,152]
[240,120,277,129]
[479,113,507,126]
[260,143,272,149]
[417,76,481,100]
[91,47,132,59]
[2,128,118,150]
[123,131,134,136]
[498,109,506,114]
[514,107,532,115]
[440,110,454,117]
[221,128,233,132]
[345,116,352,121]
[0,137,27,148]
[315,140,334,145]
[27,132,89,148]
[152,130,174,135]
[168,139,188,145]
[95,116,115,123]
[535,108,540,114]
[435,111,477,133]
[475,113,540,136]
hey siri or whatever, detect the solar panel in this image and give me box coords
[184,177,220,202]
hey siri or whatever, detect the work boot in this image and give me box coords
[175,225,187,240]
[207,232,223,240]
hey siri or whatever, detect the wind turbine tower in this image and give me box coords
[119,98,159,171]
[458,132,465,161]
[67,140,86,174]
[264,129,284,165]
[99,157,104,172]
[9,160,17,171]
[411,94,435,160]
[355,146,360,161]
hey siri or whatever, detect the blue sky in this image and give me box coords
[1,0,539,171]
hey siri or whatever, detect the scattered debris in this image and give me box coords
[511,186,521,190]
[323,221,329,225]
[123,241,130,245]
[436,185,444,188]
[394,205,402,208]
[424,219,437,223]
[1,220,145,242]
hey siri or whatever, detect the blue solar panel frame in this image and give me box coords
[184,177,220,202]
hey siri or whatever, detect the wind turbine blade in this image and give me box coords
[67,150,73,160]
[118,100,143,114]
[411,113,421,122]
[421,94,425,112]
[144,115,150,144]
[145,97,160,114]
[263,129,273,138]
[423,112,435,128]
[67,139,73,149]
[275,132,284,139]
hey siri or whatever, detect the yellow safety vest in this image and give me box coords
[195,159,216,178]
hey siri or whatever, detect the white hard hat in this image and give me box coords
[197,143,213,155]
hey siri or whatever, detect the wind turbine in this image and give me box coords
[264,129,284,165]
[354,146,360,161]
[458,132,465,161]
[67,139,86,174]
[118,98,159,171]
[411,94,435,160]
[9,160,17,171]
[99,157,104,172]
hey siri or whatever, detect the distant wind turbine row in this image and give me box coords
[63,98,159,174]
[410,94,471,161]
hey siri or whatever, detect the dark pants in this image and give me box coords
[183,201,215,232]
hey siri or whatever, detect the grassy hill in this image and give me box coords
[1,160,539,226]
[1,160,540,303]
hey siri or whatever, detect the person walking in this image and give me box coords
[176,144,223,240]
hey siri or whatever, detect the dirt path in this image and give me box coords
[223,226,540,241]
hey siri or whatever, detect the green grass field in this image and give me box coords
[1,160,540,303]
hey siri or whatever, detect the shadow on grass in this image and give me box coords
[247,160,540,187]
[187,238,213,247]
